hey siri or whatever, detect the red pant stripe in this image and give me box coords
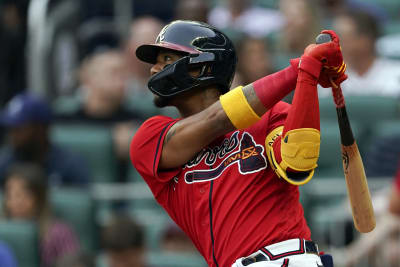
[281,258,289,267]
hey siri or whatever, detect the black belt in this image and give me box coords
[242,240,319,266]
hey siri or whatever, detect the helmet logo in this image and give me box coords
[157,25,168,43]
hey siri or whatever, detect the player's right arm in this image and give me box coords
[158,60,301,170]
[130,61,299,177]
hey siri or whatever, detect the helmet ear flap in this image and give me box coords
[189,52,215,64]
[148,56,196,97]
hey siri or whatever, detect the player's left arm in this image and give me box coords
[264,56,322,185]
[263,30,346,185]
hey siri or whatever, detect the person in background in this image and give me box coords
[55,251,95,267]
[274,0,322,56]
[331,9,400,97]
[0,241,17,267]
[208,0,284,39]
[0,0,29,106]
[58,49,143,182]
[174,0,209,22]
[340,165,400,267]
[67,49,139,124]
[160,222,197,253]
[236,36,274,85]
[2,163,80,267]
[0,93,90,186]
[318,0,388,26]
[385,167,400,267]
[102,215,146,267]
[124,16,166,118]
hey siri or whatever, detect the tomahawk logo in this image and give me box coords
[184,133,267,183]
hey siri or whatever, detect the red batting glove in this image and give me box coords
[319,67,348,88]
[304,30,344,70]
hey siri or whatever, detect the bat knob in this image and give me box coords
[316,33,332,44]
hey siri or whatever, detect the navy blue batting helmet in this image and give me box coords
[136,20,237,97]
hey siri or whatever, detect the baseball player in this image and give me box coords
[130,20,346,267]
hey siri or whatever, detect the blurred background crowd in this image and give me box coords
[0,0,400,266]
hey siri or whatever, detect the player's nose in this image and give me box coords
[150,63,165,76]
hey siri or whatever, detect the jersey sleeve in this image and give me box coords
[266,101,290,132]
[130,116,181,183]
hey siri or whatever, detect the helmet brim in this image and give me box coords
[136,42,199,64]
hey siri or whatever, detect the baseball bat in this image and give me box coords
[316,34,376,233]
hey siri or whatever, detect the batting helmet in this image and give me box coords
[136,20,237,98]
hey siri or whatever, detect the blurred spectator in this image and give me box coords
[332,10,400,97]
[318,0,388,26]
[57,49,143,182]
[0,93,90,186]
[0,0,29,106]
[365,135,400,177]
[123,16,168,118]
[342,168,400,267]
[160,222,197,253]
[56,251,95,267]
[208,0,284,39]
[0,241,17,267]
[132,0,176,23]
[3,163,80,267]
[236,36,274,85]
[174,0,209,22]
[124,17,164,97]
[386,166,400,267]
[102,215,146,267]
[274,0,321,56]
[61,49,141,124]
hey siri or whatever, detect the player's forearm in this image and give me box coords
[159,102,235,169]
[282,62,321,136]
[243,60,299,116]
[267,57,322,185]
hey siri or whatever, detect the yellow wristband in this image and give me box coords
[220,86,261,129]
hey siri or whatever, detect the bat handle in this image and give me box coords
[331,83,345,108]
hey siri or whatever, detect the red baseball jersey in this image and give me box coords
[130,101,311,267]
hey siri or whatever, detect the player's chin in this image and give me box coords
[153,95,170,108]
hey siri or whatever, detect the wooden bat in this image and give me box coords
[317,34,376,233]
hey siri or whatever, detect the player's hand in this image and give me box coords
[304,30,344,70]
[319,66,348,88]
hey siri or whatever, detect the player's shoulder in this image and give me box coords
[140,115,178,131]
[131,115,179,149]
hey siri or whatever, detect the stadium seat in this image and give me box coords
[50,188,97,252]
[361,0,400,20]
[129,208,170,250]
[52,95,81,116]
[320,96,400,124]
[255,0,280,9]
[363,120,400,177]
[0,220,39,267]
[51,124,118,182]
[128,165,143,182]
[147,252,207,267]
[315,120,362,178]
[319,95,399,157]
